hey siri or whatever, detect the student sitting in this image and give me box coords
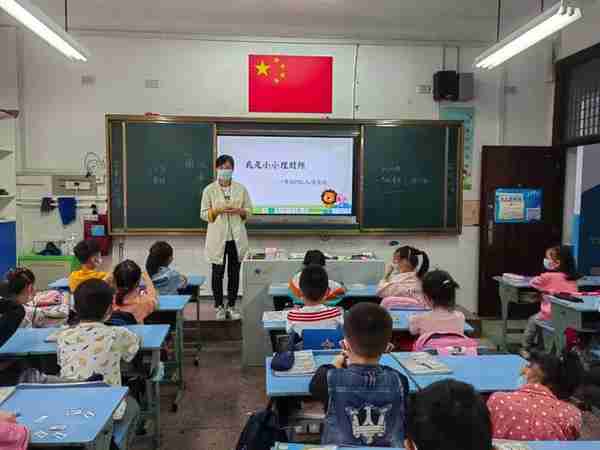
[408,270,464,336]
[288,250,345,303]
[286,264,343,336]
[1,268,67,329]
[487,350,583,441]
[0,269,30,346]
[56,279,140,420]
[522,245,581,353]
[69,239,110,292]
[112,260,158,324]
[146,241,188,295]
[309,303,408,447]
[406,379,493,450]
[378,245,430,306]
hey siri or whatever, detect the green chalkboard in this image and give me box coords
[109,120,214,232]
[361,124,461,232]
[108,117,462,234]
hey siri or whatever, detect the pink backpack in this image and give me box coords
[413,332,479,355]
[380,296,430,311]
[0,422,29,450]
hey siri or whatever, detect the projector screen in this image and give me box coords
[217,135,354,215]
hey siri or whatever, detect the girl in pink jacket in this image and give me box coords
[522,245,581,352]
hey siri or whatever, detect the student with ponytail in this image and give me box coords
[488,350,583,441]
[146,241,188,295]
[408,270,464,336]
[377,246,430,304]
[112,260,157,324]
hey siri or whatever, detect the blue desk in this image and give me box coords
[392,353,526,393]
[48,274,206,292]
[265,351,418,397]
[150,295,190,412]
[0,383,127,449]
[0,325,168,449]
[269,282,379,308]
[274,442,600,450]
[548,294,600,352]
[263,310,474,334]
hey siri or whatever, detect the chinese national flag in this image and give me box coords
[249,54,333,113]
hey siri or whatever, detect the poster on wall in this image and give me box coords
[440,106,474,191]
[494,188,543,223]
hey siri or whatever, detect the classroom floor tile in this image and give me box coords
[133,340,266,450]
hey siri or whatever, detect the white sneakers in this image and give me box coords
[215,305,241,321]
[215,306,227,321]
[227,306,241,321]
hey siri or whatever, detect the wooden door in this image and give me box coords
[478,146,564,317]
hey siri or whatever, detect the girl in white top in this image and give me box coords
[378,246,430,307]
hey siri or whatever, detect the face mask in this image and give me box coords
[217,169,233,182]
[543,258,556,270]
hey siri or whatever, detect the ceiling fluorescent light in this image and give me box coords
[0,0,89,61]
[475,2,582,70]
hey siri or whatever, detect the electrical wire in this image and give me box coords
[496,0,502,42]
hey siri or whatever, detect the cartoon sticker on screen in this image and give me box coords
[321,189,337,208]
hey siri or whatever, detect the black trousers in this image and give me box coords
[212,240,241,308]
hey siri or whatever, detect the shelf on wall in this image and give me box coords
[0,218,16,223]
[0,194,15,199]
[0,148,13,157]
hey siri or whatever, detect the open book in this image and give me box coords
[493,440,531,450]
[394,352,452,375]
[273,351,317,377]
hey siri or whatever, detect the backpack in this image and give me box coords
[413,332,479,355]
[236,401,287,450]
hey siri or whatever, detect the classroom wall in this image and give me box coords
[6,22,555,313]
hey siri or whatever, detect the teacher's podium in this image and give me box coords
[241,254,384,367]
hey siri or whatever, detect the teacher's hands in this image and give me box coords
[221,208,247,219]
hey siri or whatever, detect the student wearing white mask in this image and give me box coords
[200,155,253,320]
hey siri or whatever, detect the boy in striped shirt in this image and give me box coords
[286,264,344,335]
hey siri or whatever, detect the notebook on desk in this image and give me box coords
[393,352,452,375]
[272,351,317,377]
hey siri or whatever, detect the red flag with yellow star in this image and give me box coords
[248,55,333,113]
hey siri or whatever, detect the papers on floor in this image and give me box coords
[394,352,452,375]
[262,311,288,322]
[273,351,317,377]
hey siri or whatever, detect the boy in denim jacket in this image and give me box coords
[309,303,409,447]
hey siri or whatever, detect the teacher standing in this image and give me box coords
[200,155,252,321]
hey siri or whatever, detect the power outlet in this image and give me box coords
[52,175,97,196]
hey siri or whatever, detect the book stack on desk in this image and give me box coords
[502,273,528,283]
[272,351,317,377]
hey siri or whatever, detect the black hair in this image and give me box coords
[146,241,174,278]
[73,239,101,265]
[548,245,582,281]
[74,278,114,321]
[394,246,430,278]
[113,259,142,306]
[344,303,392,358]
[422,270,459,309]
[4,267,35,296]
[216,154,235,169]
[581,367,600,410]
[407,379,492,450]
[303,249,326,267]
[528,350,583,400]
[299,264,328,302]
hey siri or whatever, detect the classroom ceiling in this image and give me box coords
[0,0,560,43]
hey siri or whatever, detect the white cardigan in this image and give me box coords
[200,181,252,265]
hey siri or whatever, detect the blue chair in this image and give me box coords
[105,311,137,326]
[302,328,343,351]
